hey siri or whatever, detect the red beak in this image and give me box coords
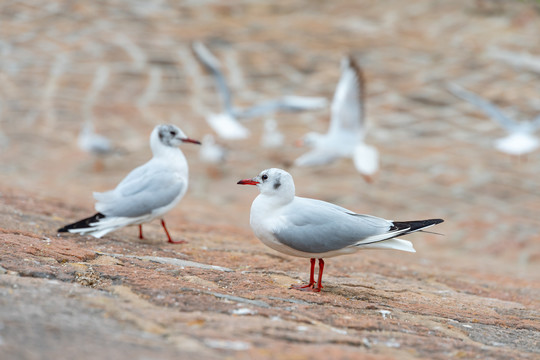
[182,138,201,145]
[237,178,259,185]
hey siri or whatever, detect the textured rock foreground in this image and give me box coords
[1,0,540,358]
[1,190,538,360]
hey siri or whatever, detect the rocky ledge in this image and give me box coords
[0,189,538,360]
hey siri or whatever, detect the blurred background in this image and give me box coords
[0,0,539,278]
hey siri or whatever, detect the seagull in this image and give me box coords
[295,56,379,182]
[205,112,250,140]
[78,121,112,155]
[238,168,443,292]
[77,121,115,171]
[447,83,540,156]
[59,124,200,243]
[192,41,327,140]
[260,118,284,148]
[199,134,227,164]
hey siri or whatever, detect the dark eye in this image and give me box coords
[261,174,268,181]
[170,130,177,136]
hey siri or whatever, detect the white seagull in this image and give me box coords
[199,134,227,164]
[78,66,116,170]
[238,168,443,292]
[59,124,200,243]
[448,83,540,156]
[78,121,115,172]
[260,118,284,148]
[192,41,327,140]
[78,121,113,156]
[295,56,379,182]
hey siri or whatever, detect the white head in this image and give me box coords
[150,124,200,155]
[237,168,295,202]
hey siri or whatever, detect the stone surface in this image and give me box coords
[0,0,539,359]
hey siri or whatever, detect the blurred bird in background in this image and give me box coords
[295,55,379,182]
[77,120,114,171]
[260,118,284,149]
[447,83,540,158]
[192,41,327,140]
[78,65,118,171]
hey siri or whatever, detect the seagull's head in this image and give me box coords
[155,124,201,147]
[237,168,295,199]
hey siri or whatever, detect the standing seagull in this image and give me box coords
[260,118,284,149]
[238,168,443,292]
[59,124,200,243]
[447,83,540,156]
[192,41,327,140]
[295,56,378,182]
[77,121,114,171]
[78,66,115,171]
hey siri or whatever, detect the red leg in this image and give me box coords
[139,225,144,239]
[314,259,324,292]
[290,258,316,290]
[292,258,324,292]
[162,219,186,244]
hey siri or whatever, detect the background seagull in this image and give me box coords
[78,121,112,155]
[260,118,284,149]
[238,168,443,292]
[59,124,200,243]
[447,83,540,157]
[192,41,327,140]
[199,133,227,164]
[295,56,379,182]
[77,120,115,171]
[77,65,117,171]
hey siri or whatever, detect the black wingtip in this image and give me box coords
[423,218,444,226]
[393,218,444,233]
[57,213,105,233]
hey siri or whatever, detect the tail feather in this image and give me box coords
[360,238,416,253]
[58,213,105,233]
[392,219,444,234]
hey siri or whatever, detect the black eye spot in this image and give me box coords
[170,130,177,136]
[261,174,268,181]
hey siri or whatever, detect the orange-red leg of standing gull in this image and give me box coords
[138,225,144,239]
[291,258,324,292]
[162,219,186,244]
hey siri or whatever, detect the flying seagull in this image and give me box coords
[448,83,540,156]
[192,41,327,140]
[295,56,378,182]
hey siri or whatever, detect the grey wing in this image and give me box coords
[237,96,328,119]
[273,198,393,253]
[329,56,364,137]
[447,83,518,132]
[112,161,152,190]
[89,133,112,154]
[95,165,184,217]
[235,99,282,119]
[294,148,340,167]
[192,41,234,115]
